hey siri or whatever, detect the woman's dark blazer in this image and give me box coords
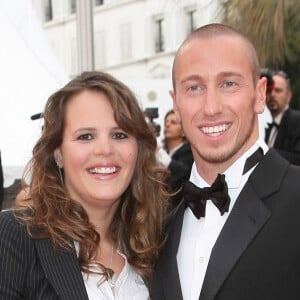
[0,210,89,299]
[167,142,194,206]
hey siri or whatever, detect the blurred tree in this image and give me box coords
[217,0,300,108]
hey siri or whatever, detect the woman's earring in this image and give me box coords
[55,160,64,184]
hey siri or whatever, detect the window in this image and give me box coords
[44,0,53,22]
[95,0,104,5]
[70,37,78,76]
[154,18,165,53]
[187,9,197,33]
[94,30,106,68]
[120,22,132,61]
[70,0,76,14]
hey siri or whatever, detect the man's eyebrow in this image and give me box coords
[218,71,243,78]
[180,72,243,83]
[180,74,202,85]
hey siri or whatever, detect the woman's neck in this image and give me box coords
[167,138,184,152]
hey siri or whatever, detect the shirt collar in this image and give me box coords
[274,105,288,124]
[190,138,268,189]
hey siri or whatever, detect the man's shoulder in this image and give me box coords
[281,108,300,133]
[285,108,300,121]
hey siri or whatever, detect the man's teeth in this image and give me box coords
[90,167,117,174]
[202,124,229,136]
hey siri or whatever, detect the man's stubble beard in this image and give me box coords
[192,113,256,165]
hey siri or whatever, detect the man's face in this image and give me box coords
[268,74,291,117]
[170,36,265,172]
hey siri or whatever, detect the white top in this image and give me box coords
[177,138,268,300]
[156,142,185,167]
[74,243,149,300]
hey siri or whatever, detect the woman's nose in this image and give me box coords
[94,137,113,156]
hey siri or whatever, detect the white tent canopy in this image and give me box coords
[0,0,68,186]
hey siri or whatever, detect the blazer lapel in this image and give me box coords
[200,149,288,300]
[158,201,186,300]
[34,238,89,300]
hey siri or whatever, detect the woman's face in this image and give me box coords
[163,112,183,141]
[56,90,138,213]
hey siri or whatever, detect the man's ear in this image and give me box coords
[169,89,181,123]
[54,148,63,168]
[255,77,267,114]
[287,90,293,104]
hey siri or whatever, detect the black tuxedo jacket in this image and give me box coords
[0,211,89,299]
[151,149,300,300]
[266,108,300,165]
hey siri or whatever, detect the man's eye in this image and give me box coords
[78,133,93,140]
[188,84,201,92]
[112,132,128,139]
[224,81,236,88]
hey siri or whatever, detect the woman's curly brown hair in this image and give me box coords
[17,71,169,286]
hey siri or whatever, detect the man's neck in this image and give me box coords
[271,105,289,120]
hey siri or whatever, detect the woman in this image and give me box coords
[0,71,168,299]
[156,110,193,205]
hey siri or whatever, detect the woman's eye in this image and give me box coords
[77,133,93,140]
[112,132,128,139]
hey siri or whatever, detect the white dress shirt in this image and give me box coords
[177,138,268,300]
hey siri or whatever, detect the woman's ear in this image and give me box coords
[54,148,63,168]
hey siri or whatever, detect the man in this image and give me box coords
[151,23,300,300]
[265,70,300,165]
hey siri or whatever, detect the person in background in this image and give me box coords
[151,23,300,300]
[0,71,168,299]
[265,70,300,165]
[156,110,193,205]
[14,185,30,207]
[260,68,274,101]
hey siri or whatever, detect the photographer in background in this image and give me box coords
[156,110,193,206]
[144,107,161,137]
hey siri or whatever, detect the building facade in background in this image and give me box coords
[31,0,219,80]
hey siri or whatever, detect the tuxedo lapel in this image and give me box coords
[158,201,186,300]
[200,149,288,300]
[34,238,89,299]
[199,183,270,300]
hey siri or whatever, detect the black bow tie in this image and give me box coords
[183,147,264,219]
[265,121,279,144]
[267,121,279,129]
[183,174,230,219]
